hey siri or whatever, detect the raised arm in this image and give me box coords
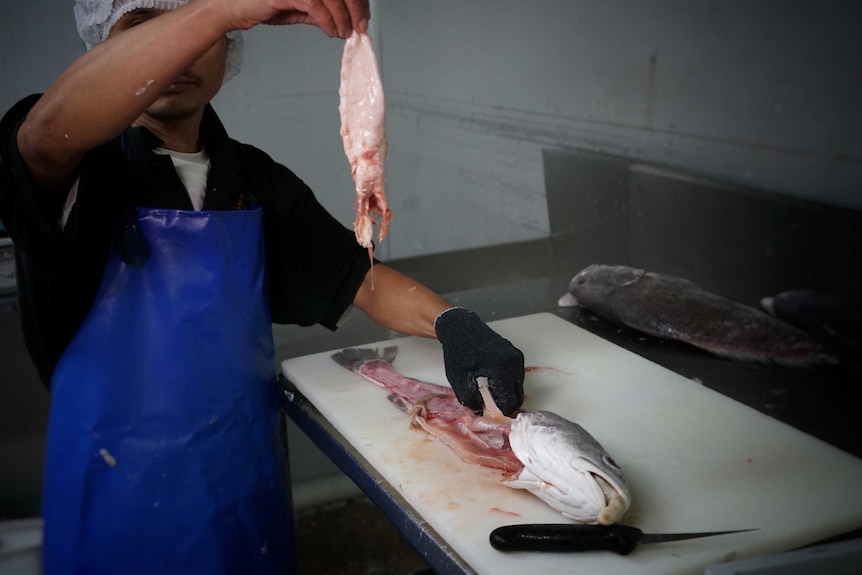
[17,0,369,193]
[352,264,450,338]
[353,265,525,416]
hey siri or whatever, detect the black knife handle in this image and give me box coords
[490,524,643,555]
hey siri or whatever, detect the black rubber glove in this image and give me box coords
[435,307,525,416]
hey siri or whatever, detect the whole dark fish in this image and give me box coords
[558,265,837,366]
[331,346,631,525]
[761,290,862,356]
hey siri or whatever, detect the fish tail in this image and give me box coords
[331,346,399,371]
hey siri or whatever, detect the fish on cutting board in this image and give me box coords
[331,347,631,525]
[339,31,392,254]
[558,264,838,367]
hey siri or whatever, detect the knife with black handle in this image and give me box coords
[490,524,756,555]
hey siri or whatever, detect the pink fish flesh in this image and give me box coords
[332,347,521,471]
[331,347,632,524]
[339,31,392,252]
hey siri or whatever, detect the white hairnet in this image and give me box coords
[73,0,244,82]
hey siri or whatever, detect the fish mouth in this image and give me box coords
[592,472,630,525]
[502,465,631,525]
[557,292,579,307]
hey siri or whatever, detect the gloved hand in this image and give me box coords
[435,307,525,416]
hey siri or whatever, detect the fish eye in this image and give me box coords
[603,454,620,470]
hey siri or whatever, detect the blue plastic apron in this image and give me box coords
[42,207,296,574]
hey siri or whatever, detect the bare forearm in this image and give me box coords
[16,0,369,193]
[353,264,450,338]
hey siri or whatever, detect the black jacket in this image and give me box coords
[0,94,370,386]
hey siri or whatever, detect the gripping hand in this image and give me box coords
[435,308,525,416]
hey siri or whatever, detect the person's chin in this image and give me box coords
[146,97,199,121]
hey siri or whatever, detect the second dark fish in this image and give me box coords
[761,290,862,356]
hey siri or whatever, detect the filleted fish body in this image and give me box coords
[559,265,837,366]
[331,347,631,525]
[332,347,521,472]
[339,31,392,250]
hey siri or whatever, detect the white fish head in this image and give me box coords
[504,410,631,525]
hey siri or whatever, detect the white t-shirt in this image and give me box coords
[154,147,210,211]
[60,147,212,230]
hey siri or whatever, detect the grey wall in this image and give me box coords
[374,0,861,257]
[3,0,859,260]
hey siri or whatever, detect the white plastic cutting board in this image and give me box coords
[281,312,862,575]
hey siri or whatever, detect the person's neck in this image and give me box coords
[134,111,204,153]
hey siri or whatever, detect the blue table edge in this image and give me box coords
[278,374,477,575]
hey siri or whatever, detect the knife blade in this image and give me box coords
[489,524,757,555]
